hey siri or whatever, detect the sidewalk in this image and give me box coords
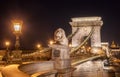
[0,65,5,77]
[0,72,2,77]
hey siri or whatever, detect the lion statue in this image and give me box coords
[54,28,68,46]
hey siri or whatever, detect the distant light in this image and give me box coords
[87,47,91,51]
[49,40,54,45]
[5,41,10,46]
[81,46,85,49]
[37,44,41,48]
[92,48,98,53]
[102,46,106,50]
[69,44,72,47]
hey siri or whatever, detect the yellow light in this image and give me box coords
[5,41,10,46]
[37,44,41,48]
[12,20,23,33]
[87,47,91,51]
[14,23,21,31]
[81,46,85,49]
[102,46,106,50]
[69,44,72,47]
[49,40,54,45]
[88,47,91,50]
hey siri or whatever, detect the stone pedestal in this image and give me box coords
[11,50,22,64]
[49,44,72,77]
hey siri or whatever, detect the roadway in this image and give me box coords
[1,64,30,77]
[0,61,55,77]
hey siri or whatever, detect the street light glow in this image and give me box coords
[14,23,21,31]
[12,20,23,34]
[37,44,41,49]
[69,44,72,47]
[5,41,10,50]
[5,41,10,46]
[12,20,23,49]
[49,40,54,45]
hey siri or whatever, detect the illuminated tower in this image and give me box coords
[69,17,103,54]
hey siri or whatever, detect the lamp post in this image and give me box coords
[12,20,23,50]
[12,20,23,64]
[5,41,10,51]
[37,44,41,50]
[5,41,10,63]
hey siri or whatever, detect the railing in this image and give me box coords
[31,70,57,77]
[71,55,103,66]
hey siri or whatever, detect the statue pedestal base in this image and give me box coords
[49,44,73,77]
[57,67,75,77]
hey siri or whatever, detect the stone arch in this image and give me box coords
[69,17,103,54]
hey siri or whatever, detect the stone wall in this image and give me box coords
[72,60,113,77]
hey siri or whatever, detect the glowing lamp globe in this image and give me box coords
[12,20,23,34]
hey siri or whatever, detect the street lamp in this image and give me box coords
[49,40,54,45]
[5,41,11,63]
[5,41,10,50]
[12,20,23,50]
[37,44,41,50]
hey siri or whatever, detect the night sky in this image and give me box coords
[0,0,120,49]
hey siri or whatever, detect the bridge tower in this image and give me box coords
[69,17,103,54]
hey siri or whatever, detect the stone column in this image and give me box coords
[91,26,101,47]
[91,26,102,54]
[71,27,80,47]
[49,44,72,77]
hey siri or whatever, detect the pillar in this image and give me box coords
[49,44,72,77]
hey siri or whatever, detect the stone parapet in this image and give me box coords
[71,17,101,22]
[70,21,103,27]
[69,17,103,27]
